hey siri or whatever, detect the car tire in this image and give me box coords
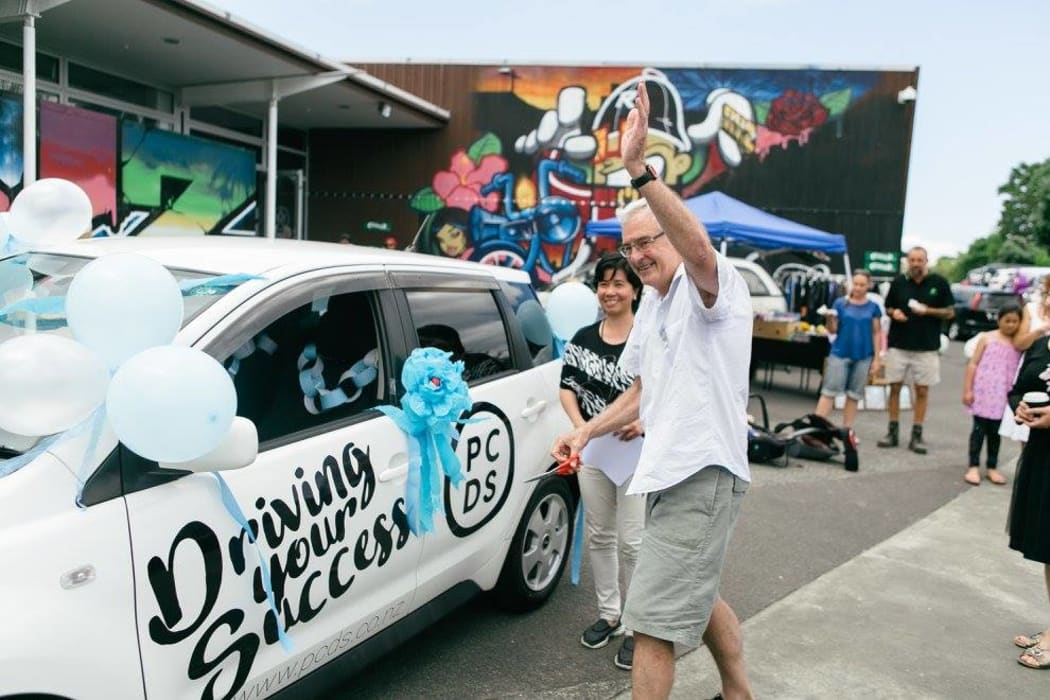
[493,476,575,612]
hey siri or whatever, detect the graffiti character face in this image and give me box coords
[436,223,468,257]
[594,136,693,188]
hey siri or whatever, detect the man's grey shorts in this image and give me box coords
[622,465,748,648]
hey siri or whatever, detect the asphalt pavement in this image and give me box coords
[344,341,1045,699]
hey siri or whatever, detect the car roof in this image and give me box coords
[952,284,1021,296]
[28,236,532,285]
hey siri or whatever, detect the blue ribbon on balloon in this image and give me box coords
[0,406,105,491]
[212,473,293,653]
[0,273,264,329]
[377,347,474,536]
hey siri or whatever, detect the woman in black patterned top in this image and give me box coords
[559,254,645,670]
[1007,334,1050,668]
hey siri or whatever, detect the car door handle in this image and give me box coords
[378,454,409,482]
[520,400,548,420]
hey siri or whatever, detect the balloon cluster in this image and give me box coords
[0,179,237,465]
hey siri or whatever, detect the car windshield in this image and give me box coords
[980,292,1022,311]
[0,253,230,345]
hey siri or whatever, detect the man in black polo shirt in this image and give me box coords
[877,246,955,453]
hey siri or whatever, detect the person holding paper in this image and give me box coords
[559,253,645,671]
[814,269,883,431]
[552,78,754,700]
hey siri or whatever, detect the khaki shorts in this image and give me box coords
[884,347,940,386]
[622,466,748,648]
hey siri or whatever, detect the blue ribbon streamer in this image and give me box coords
[553,336,566,359]
[0,433,62,479]
[570,502,584,586]
[213,473,293,653]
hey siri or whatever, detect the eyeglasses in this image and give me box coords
[617,231,666,258]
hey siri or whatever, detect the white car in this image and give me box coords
[0,238,572,700]
[730,258,788,315]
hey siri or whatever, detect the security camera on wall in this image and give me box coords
[897,86,917,104]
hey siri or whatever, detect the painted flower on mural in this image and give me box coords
[765,90,829,136]
[432,149,508,212]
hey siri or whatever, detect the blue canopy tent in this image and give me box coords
[585,191,850,275]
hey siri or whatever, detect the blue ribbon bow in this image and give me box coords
[378,347,473,536]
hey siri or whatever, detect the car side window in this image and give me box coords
[223,290,385,445]
[405,289,513,383]
[501,281,554,365]
[737,268,770,297]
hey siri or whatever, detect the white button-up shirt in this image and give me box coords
[620,254,753,494]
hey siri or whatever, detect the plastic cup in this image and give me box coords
[1022,391,1050,410]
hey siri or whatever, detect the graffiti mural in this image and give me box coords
[40,102,118,231]
[117,123,257,237]
[0,92,258,238]
[0,93,23,210]
[411,66,880,285]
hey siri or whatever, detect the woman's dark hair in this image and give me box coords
[999,303,1023,320]
[418,208,472,258]
[593,253,643,312]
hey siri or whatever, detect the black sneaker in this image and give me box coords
[614,635,634,670]
[580,618,624,649]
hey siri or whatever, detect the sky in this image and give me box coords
[210,0,1050,263]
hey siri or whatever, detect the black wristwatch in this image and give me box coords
[630,164,658,190]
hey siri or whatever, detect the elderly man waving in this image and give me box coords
[551,81,754,700]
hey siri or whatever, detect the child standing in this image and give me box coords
[962,305,1023,485]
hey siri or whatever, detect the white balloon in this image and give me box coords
[546,281,599,340]
[66,253,184,369]
[106,345,237,463]
[0,334,109,436]
[8,178,93,245]
[963,333,982,359]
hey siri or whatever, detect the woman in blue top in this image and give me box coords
[816,269,883,429]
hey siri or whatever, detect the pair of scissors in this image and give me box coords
[523,454,580,483]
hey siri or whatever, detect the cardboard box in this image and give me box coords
[753,319,797,340]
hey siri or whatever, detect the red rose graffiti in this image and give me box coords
[766,90,829,136]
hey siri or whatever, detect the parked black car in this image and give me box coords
[946,284,1023,340]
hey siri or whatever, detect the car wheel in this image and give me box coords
[947,321,961,340]
[494,476,575,611]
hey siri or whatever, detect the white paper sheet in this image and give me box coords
[580,433,643,487]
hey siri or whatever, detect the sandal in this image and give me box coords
[964,468,981,486]
[1018,646,1050,669]
[1015,632,1044,649]
[986,470,1007,485]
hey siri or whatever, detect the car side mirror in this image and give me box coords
[158,417,259,473]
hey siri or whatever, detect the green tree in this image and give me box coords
[998,159,1050,248]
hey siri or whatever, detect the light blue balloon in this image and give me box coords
[67,253,184,369]
[0,260,32,305]
[516,299,554,347]
[545,281,599,340]
[106,345,237,463]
